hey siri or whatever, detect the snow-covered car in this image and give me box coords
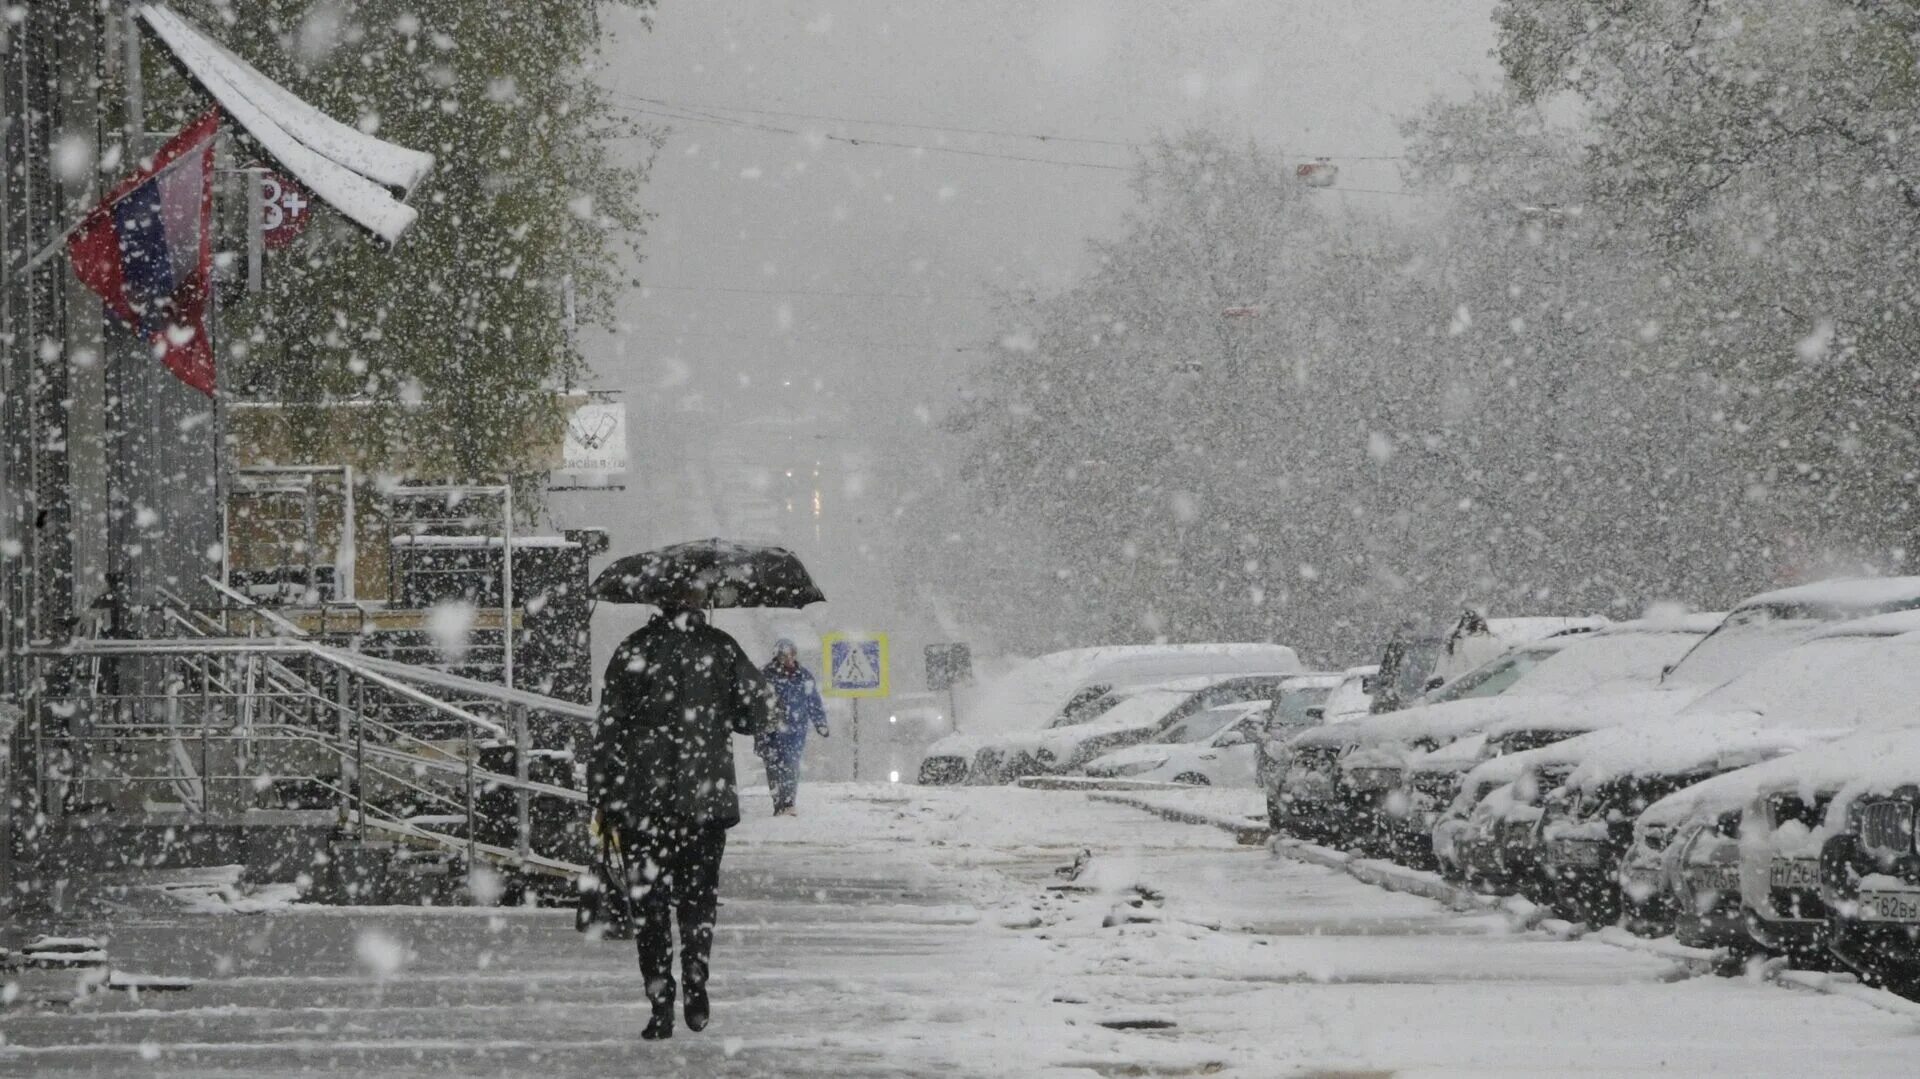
[1628,723,1920,954]
[1427,578,1920,892]
[1816,740,1920,996]
[915,643,1300,784]
[1319,665,1378,724]
[1252,672,1347,793]
[1368,611,1609,714]
[1438,749,1575,892]
[1019,672,1307,779]
[1271,636,1583,845]
[1607,719,1920,979]
[1538,609,1920,927]
[1371,615,1721,864]
[1082,700,1269,785]
[878,693,952,785]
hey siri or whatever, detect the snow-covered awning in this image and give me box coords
[138,4,432,246]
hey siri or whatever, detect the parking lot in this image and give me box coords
[6,784,1918,1077]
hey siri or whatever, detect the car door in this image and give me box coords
[1192,715,1262,787]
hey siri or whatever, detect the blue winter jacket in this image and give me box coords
[760,660,827,753]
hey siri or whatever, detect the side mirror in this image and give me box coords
[1360,675,1380,694]
[1304,707,1325,721]
[1424,676,1446,692]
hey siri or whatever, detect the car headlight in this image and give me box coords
[1038,748,1057,765]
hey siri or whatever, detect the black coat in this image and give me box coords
[588,612,778,834]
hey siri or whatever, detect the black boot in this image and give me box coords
[642,978,674,1040]
[684,984,710,1032]
[683,954,711,1031]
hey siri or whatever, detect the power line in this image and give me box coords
[614,97,1427,195]
[618,91,1138,149]
[639,282,934,299]
[617,99,1138,173]
[633,326,988,352]
[620,90,1410,162]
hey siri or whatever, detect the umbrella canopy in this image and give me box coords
[591,538,825,609]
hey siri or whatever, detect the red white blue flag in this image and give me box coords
[68,109,221,396]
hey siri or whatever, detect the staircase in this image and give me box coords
[10,619,598,904]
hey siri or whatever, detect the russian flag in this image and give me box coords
[68,109,221,396]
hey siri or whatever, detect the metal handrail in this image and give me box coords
[17,635,591,886]
[321,646,594,722]
[25,638,508,740]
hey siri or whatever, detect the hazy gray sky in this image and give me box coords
[560,1,1502,672]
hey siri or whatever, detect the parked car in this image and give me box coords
[1252,672,1347,793]
[916,643,1301,784]
[1427,580,1920,905]
[1371,615,1720,864]
[1441,747,1577,893]
[879,692,951,785]
[1621,725,1920,957]
[1082,700,1270,785]
[1320,665,1378,724]
[1818,744,1920,996]
[1539,609,1920,927]
[1272,636,1583,846]
[1368,611,1608,714]
[1021,672,1311,779]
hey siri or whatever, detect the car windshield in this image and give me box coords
[1048,684,1118,728]
[1267,684,1334,731]
[1489,729,1575,756]
[1422,647,1557,704]
[1381,636,1446,707]
[1682,634,1920,724]
[1665,599,1920,687]
[1165,703,1260,743]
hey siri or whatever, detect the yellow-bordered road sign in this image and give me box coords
[823,633,889,698]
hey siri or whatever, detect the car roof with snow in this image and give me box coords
[1650,576,1920,690]
[948,643,1303,741]
[1732,575,1920,615]
[1803,607,1920,640]
[1325,623,1706,758]
[1675,625,1920,725]
[1638,726,1920,828]
[1555,715,1838,794]
[1545,627,1920,793]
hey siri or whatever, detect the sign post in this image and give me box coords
[924,643,973,733]
[822,633,889,781]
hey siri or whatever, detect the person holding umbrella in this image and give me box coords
[587,539,824,1041]
[756,639,828,816]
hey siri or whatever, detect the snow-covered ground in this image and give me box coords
[3,784,1916,1076]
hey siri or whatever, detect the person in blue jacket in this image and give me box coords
[756,639,828,816]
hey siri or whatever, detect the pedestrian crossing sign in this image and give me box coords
[823,633,890,698]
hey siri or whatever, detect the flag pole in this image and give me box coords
[212,130,231,594]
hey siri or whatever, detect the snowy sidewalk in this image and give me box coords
[4,784,1918,1076]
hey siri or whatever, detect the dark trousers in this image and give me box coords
[762,742,804,810]
[625,822,728,1006]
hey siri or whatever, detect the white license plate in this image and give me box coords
[1770,860,1820,890]
[1694,867,1740,896]
[1859,890,1920,923]
[1557,842,1604,867]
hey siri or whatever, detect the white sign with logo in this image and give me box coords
[553,401,628,488]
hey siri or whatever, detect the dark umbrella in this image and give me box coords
[591,538,826,609]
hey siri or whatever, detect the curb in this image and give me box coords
[1270,838,1499,912]
[1269,839,1920,1024]
[1086,793,1272,845]
[1019,777,1201,793]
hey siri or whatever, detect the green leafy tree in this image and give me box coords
[172,0,656,487]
